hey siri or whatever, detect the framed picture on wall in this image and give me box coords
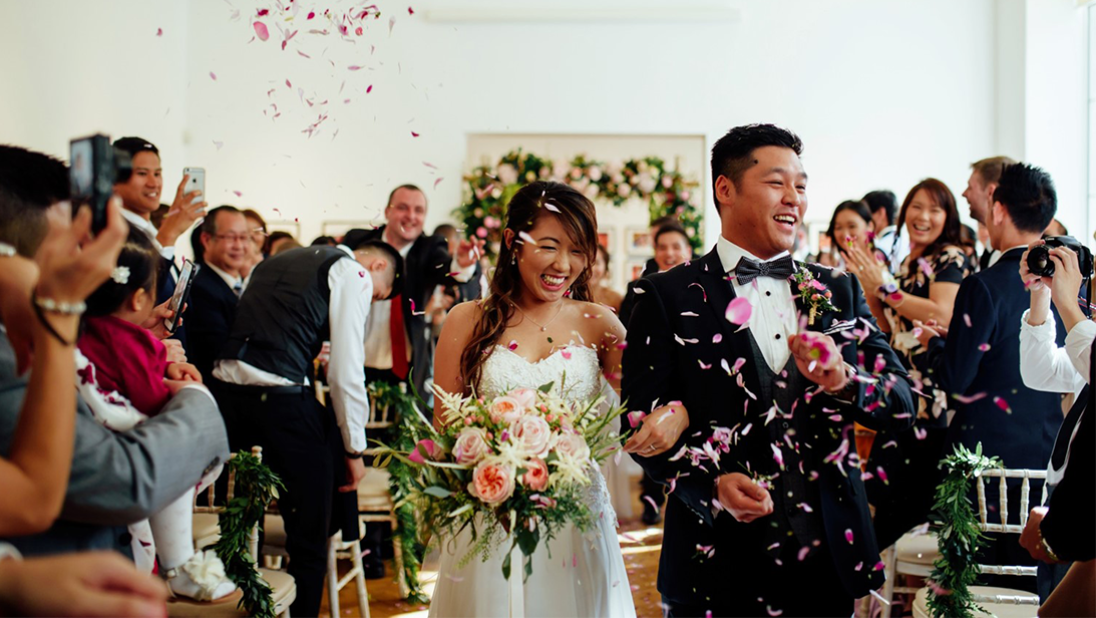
[626,258,648,282]
[626,227,653,256]
[597,229,613,252]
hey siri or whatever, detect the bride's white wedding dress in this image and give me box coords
[428,344,637,618]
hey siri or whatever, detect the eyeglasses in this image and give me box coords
[213,234,251,244]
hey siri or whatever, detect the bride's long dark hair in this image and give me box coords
[459,181,599,391]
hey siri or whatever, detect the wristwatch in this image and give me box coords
[1040,534,1060,562]
[345,451,365,460]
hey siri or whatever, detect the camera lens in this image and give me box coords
[1027,245,1053,277]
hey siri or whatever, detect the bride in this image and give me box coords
[429,181,688,617]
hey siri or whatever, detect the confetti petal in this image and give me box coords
[725,296,753,325]
[209,71,218,81]
[156,28,163,37]
[993,396,1012,414]
[253,21,269,41]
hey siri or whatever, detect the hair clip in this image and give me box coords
[111,266,131,285]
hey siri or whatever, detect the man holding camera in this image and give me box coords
[916,162,1070,590]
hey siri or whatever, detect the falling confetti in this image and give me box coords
[209,71,218,81]
[253,21,270,41]
[156,28,163,37]
[725,296,752,325]
[411,131,420,137]
[993,396,1012,414]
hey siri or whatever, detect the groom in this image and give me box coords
[623,124,915,617]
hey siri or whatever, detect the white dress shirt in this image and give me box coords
[205,261,245,295]
[214,245,372,453]
[121,208,175,262]
[363,233,475,370]
[716,236,798,374]
[1019,310,1094,485]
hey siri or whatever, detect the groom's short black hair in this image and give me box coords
[710,124,803,197]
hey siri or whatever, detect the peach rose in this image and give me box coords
[489,396,523,424]
[508,388,537,412]
[511,415,552,458]
[468,459,516,505]
[553,432,590,461]
[452,427,490,465]
[521,458,549,491]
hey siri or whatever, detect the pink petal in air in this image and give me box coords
[845,529,854,544]
[209,71,217,81]
[156,28,163,37]
[253,21,270,41]
[725,296,753,325]
[993,396,1012,414]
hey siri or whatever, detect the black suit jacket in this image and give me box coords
[185,265,239,380]
[1041,336,1095,562]
[918,248,1067,476]
[622,249,915,604]
[350,227,481,395]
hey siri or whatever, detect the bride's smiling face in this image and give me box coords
[508,214,588,304]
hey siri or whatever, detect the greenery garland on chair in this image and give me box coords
[455,149,704,256]
[367,381,429,603]
[212,450,286,618]
[926,443,1002,618]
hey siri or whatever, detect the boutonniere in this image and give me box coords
[790,267,838,326]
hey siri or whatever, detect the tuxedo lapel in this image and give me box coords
[695,250,765,406]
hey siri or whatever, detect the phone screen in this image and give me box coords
[163,260,198,333]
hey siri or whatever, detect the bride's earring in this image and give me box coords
[511,253,517,266]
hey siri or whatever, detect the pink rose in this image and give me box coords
[512,415,552,457]
[508,388,537,412]
[452,428,490,465]
[553,432,590,461]
[468,459,515,505]
[489,396,524,424]
[521,458,549,491]
[407,439,437,464]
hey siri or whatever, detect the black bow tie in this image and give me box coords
[733,254,795,285]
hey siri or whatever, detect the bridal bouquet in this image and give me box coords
[375,382,625,580]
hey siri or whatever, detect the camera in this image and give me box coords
[69,134,133,232]
[1026,236,1094,277]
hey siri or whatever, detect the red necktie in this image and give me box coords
[389,294,409,380]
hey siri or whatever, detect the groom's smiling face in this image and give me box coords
[715,145,807,260]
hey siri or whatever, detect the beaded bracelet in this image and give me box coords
[30,289,82,346]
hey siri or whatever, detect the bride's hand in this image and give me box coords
[622,401,688,457]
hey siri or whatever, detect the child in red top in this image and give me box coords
[76,227,235,603]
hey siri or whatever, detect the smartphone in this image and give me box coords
[182,167,205,205]
[164,260,200,334]
[70,134,131,233]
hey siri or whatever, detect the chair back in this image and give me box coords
[970,467,1047,605]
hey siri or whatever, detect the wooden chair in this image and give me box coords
[172,446,297,617]
[910,467,1046,617]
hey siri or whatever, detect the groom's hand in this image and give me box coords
[716,473,773,523]
[788,332,849,392]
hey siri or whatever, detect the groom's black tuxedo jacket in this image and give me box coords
[622,249,915,605]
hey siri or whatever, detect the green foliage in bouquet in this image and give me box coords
[926,443,1002,618]
[213,450,285,618]
[371,380,627,581]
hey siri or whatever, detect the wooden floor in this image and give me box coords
[318,503,665,618]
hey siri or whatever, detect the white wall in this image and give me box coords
[2,0,1003,254]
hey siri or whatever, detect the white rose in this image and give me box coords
[588,166,603,181]
[511,415,552,457]
[553,431,590,461]
[453,427,490,465]
[638,173,657,194]
[583,184,600,200]
[497,163,519,185]
[617,183,632,198]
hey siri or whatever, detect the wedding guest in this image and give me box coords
[149,203,171,230]
[1044,218,1068,237]
[213,238,402,616]
[863,189,907,272]
[272,238,301,255]
[240,208,267,278]
[622,123,915,616]
[310,235,337,247]
[0,174,125,536]
[959,223,978,260]
[962,155,1016,270]
[263,230,295,255]
[1017,238,1095,600]
[0,549,168,617]
[185,206,249,381]
[112,138,206,326]
[590,244,623,312]
[619,222,691,330]
[0,145,227,562]
[344,185,482,398]
[822,200,875,269]
[846,178,971,547]
[916,162,1065,592]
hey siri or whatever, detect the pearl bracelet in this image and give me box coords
[33,294,86,316]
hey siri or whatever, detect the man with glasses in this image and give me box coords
[186,206,249,380]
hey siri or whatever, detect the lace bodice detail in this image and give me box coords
[480,345,602,403]
[480,344,616,524]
